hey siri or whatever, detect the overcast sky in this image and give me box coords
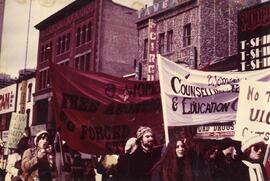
[0,0,152,78]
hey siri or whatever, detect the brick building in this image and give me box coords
[33,0,138,132]
[136,0,260,79]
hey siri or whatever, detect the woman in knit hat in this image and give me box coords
[21,130,56,181]
[241,135,268,181]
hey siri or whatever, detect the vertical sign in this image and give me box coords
[238,1,270,71]
[147,19,157,81]
[19,80,27,114]
[6,113,26,149]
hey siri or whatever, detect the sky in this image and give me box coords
[0,0,152,78]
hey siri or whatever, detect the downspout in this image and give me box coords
[96,0,104,72]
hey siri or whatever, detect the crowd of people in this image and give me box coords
[0,126,268,181]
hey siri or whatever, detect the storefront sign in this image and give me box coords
[238,1,270,71]
[19,80,27,114]
[196,122,235,139]
[137,0,194,19]
[147,19,157,81]
[0,84,16,114]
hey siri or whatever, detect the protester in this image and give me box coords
[21,130,56,181]
[71,153,85,181]
[114,137,138,181]
[241,135,268,181]
[96,154,119,181]
[0,140,6,180]
[127,126,162,181]
[151,139,193,181]
[5,135,30,181]
[205,138,248,181]
[84,158,96,181]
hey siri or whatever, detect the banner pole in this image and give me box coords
[157,54,169,145]
[263,143,270,166]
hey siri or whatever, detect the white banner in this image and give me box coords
[0,84,16,114]
[6,113,26,148]
[157,55,270,126]
[234,80,270,143]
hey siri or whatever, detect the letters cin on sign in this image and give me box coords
[238,1,270,71]
[147,19,157,81]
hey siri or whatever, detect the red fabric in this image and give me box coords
[50,63,163,154]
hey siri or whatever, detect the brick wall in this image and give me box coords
[99,0,138,77]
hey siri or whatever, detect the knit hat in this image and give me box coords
[241,136,265,152]
[34,130,48,145]
[136,126,152,139]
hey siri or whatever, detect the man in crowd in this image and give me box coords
[21,130,56,181]
[128,126,162,181]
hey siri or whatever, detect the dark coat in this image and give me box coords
[127,146,162,181]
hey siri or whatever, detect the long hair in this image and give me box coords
[153,140,192,181]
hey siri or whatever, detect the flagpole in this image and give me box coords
[157,54,169,144]
[24,0,32,72]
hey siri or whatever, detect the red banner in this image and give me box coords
[50,63,163,154]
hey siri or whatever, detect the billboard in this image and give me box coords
[238,1,270,71]
[0,84,16,114]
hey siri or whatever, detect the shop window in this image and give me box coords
[183,23,191,47]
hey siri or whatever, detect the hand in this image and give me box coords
[37,148,47,159]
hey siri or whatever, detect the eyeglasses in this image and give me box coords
[253,144,265,152]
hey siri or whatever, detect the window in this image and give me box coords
[39,69,50,90]
[76,27,81,47]
[159,33,165,54]
[75,53,92,72]
[82,25,86,44]
[57,38,61,54]
[27,83,32,102]
[61,35,66,53]
[40,42,52,62]
[66,33,70,50]
[57,33,70,55]
[167,30,173,52]
[87,22,92,42]
[183,24,191,47]
[143,39,148,59]
[76,21,92,47]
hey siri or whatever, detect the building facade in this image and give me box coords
[136,0,260,79]
[0,70,35,142]
[33,0,138,132]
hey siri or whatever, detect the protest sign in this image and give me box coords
[234,80,270,143]
[157,55,270,127]
[50,63,163,154]
[6,113,26,148]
